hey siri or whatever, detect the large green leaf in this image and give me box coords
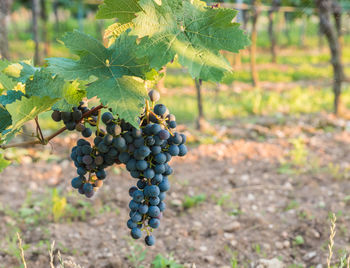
[47,30,149,80]
[96,0,143,23]
[18,62,40,83]
[0,60,17,92]
[26,70,65,99]
[6,96,57,131]
[47,31,150,127]
[53,80,86,112]
[87,76,146,126]
[0,72,17,92]
[26,70,85,112]
[0,107,12,133]
[132,0,250,82]
[0,59,11,71]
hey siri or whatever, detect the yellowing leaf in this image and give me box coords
[4,63,22,78]
[6,96,57,131]
[104,22,133,47]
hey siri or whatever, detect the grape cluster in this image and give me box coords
[124,90,187,246]
[55,90,187,246]
[70,138,107,198]
[51,102,98,138]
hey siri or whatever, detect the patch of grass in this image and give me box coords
[284,200,300,211]
[327,163,350,180]
[289,138,308,167]
[182,194,206,209]
[160,85,350,124]
[0,189,103,226]
[1,230,29,268]
[229,205,244,217]
[212,193,231,207]
[152,254,184,268]
[224,64,332,84]
[277,163,297,175]
[253,243,261,255]
[126,239,147,268]
[224,246,239,268]
[293,235,305,246]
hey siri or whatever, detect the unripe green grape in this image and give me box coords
[148,89,160,102]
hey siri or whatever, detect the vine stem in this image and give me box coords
[0,104,105,150]
[96,109,102,136]
[34,116,45,144]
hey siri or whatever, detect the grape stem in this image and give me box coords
[96,109,102,136]
[34,116,45,144]
[145,100,150,124]
[144,100,174,136]
[0,104,105,150]
[148,110,174,136]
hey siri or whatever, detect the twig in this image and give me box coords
[35,116,45,143]
[0,105,104,150]
[96,109,102,136]
[327,213,337,268]
[16,232,27,268]
[49,240,55,268]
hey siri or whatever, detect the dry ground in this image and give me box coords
[0,114,350,268]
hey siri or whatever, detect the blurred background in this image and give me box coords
[0,0,350,267]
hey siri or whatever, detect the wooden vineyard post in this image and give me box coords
[316,0,344,115]
[250,0,260,88]
[268,0,280,63]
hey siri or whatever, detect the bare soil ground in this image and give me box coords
[0,114,350,268]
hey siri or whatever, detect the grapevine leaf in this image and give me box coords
[19,62,40,83]
[26,70,65,99]
[47,30,149,80]
[52,81,86,112]
[4,63,23,79]
[87,76,146,128]
[47,31,150,127]
[6,96,57,131]
[0,153,10,173]
[132,0,250,82]
[0,90,25,106]
[104,22,134,47]
[0,107,12,133]
[0,72,17,91]
[0,59,11,71]
[25,70,85,112]
[96,0,143,23]
[1,128,21,144]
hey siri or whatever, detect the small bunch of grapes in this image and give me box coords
[70,139,107,198]
[51,102,98,138]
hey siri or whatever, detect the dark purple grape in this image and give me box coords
[154,104,167,116]
[51,110,61,122]
[72,110,82,121]
[82,128,92,137]
[102,112,113,124]
[82,155,93,165]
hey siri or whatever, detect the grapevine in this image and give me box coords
[0,0,249,246]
